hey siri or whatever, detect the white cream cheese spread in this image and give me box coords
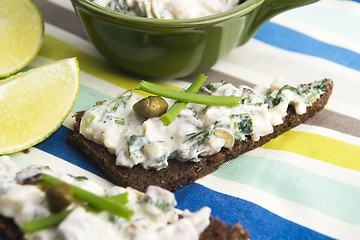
[0,156,211,240]
[92,0,241,19]
[79,79,329,170]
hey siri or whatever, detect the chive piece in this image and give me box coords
[23,209,72,233]
[160,74,207,126]
[139,81,241,107]
[23,192,130,233]
[40,174,133,220]
[108,192,129,205]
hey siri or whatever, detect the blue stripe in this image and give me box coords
[35,126,109,180]
[254,22,360,71]
[175,183,335,240]
[17,126,335,239]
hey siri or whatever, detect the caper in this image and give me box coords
[133,96,168,118]
[45,183,74,213]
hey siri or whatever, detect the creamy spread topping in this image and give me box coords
[80,80,329,170]
[0,156,211,240]
[92,0,241,19]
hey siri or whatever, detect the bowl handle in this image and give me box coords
[238,0,318,46]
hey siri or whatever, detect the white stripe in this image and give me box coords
[270,16,360,54]
[248,148,360,188]
[196,175,360,240]
[79,70,127,98]
[45,23,360,121]
[213,39,360,120]
[311,0,360,17]
[326,98,360,120]
[11,148,114,189]
[294,124,360,147]
[271,0,360,54]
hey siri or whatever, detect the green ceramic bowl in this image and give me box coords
[71,0,317,78]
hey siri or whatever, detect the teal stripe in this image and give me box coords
[71,84,110,114]
[10,154,32,169]
[282,5,360,43]
[212,155,360,225]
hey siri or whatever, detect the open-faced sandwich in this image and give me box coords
[67,75,333,192]
[0,155,249,240]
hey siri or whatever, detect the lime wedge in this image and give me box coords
[0,0,44,78]
[0,58,80,154]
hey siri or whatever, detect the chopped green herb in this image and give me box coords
[176,128,213,161]
[231,114,253,141]
[109,90,132,112]
[138,195,176,212]
[266,85,298,108]
[147,151,169,169]
[204,80,227,92]
[84,113,96,125]
[95,99,107,106]
[67,174,88,181]
[127,135,149,159]
[114,117,125,125]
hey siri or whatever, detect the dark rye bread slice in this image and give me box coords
[0,216,24,240]
[67,79,333,192]
[0,215,249,240]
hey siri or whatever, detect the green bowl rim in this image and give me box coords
[70,0,264,27]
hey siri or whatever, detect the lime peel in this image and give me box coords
[0,58,80,154]
[0,0,44,78]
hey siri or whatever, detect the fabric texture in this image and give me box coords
[2,0,360,239]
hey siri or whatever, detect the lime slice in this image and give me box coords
[0,58,80,154]
[0,0,44,78]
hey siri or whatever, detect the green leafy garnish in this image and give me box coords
[41,174,133,220]
[139,81,241,107]
[138,195,176,212]
[23,192,130,233]
[23,209,72,233]
[160,74,207,126]
[67,174,88,181]
[127,135,149,159]
[204,80,227,92]
[266,85,299,108]
[231,114,253,141]
[109,90,132,112]
[114,117,125,125]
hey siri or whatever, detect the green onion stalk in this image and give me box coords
[139,74,241,125]
[160,74,207,126]
[23,174,133,233]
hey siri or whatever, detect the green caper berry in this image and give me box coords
[133,96,168,118]
[45,183,74,213]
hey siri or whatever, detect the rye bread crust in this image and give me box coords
[66,79,333,192]
[0,216,24,240]
[0,215,249,240]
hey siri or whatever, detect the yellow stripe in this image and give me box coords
[262,131,360,171]
[38,34,181,95]
[41,35,360,172]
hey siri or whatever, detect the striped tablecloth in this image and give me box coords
[3,0,360,239]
